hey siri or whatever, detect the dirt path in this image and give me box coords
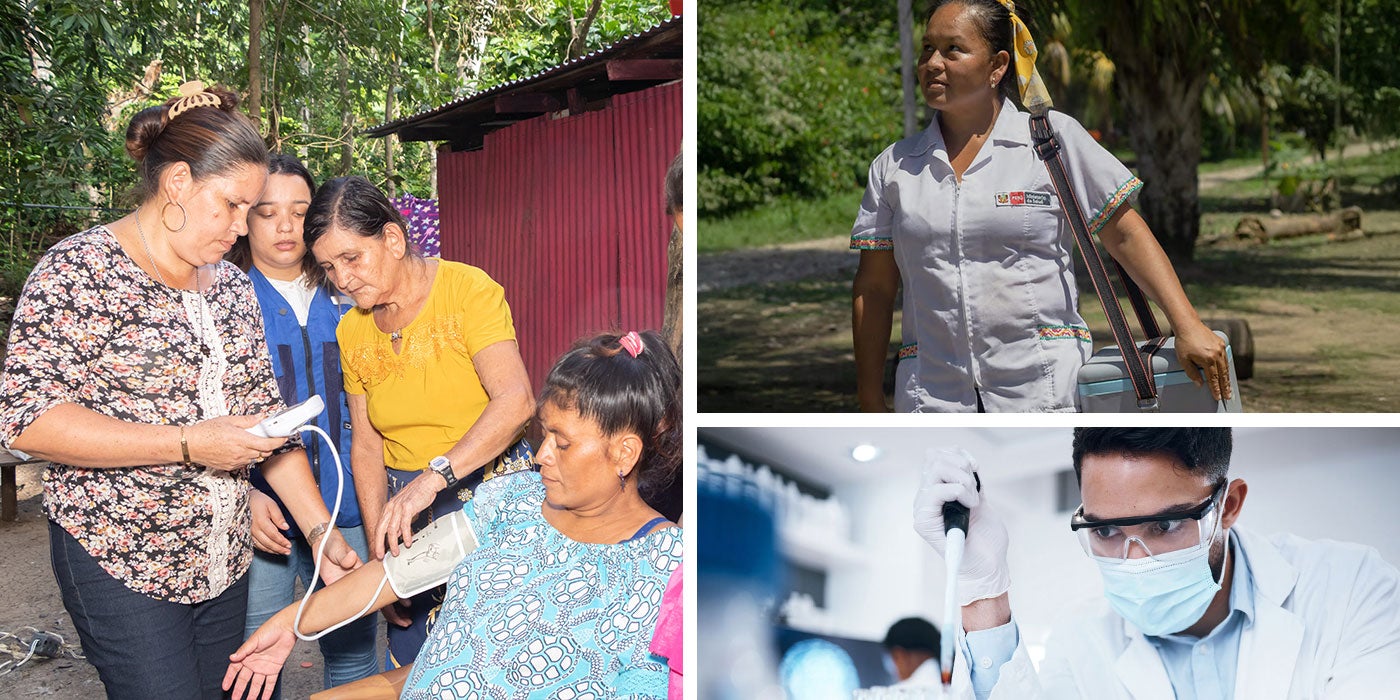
[1198,140,1393,188]
[0,463,383,698]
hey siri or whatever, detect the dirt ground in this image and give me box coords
[0,462,384,699]
[698,225,1400,412]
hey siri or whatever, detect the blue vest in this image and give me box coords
[248,268,361,533]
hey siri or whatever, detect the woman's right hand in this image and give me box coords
[222,612,296,700]
[248,490,292,555]
[187,415,289,471]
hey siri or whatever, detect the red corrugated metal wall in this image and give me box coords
[438,81,681,386]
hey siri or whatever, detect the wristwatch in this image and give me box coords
[429,455,458,490]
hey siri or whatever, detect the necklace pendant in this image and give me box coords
[390,329,402,342]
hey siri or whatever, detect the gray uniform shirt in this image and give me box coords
[852,99,1141,412]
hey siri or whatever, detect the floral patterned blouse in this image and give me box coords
[0,226,291,604]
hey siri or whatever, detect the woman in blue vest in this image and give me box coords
[228,154,378,697]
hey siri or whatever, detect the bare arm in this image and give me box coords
[346,392,388,550]
[11,404,285,471]
[1099,207,1232,400]
[224,560,397,700]
[375,339,533,558]
[852,250,900,412]
[438,340,534,483]
[261,448,362,583]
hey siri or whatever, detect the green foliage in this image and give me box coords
[698,0,902,216]
[699,189,865,253]
[481,0,668,85]
[0,0,668,319]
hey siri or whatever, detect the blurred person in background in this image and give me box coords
[883,616,942,688]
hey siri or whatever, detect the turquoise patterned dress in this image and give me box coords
[400,471,683,699]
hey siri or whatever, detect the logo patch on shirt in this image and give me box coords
[994,191,1052,207]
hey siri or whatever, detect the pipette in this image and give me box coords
[941,471,981,687]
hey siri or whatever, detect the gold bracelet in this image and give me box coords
[180,426,192,465]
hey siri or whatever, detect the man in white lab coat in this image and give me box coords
[914,428,1400,699]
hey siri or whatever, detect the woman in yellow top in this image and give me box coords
[303,176,535,669]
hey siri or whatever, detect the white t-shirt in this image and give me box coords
[265,273,317,326]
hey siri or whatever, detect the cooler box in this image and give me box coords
[1077,331,1242,413]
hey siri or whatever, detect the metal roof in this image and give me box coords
[364,16,681,147]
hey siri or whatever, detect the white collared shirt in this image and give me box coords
[851,99,1141,412]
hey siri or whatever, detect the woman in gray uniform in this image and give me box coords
[851,0,1230,412]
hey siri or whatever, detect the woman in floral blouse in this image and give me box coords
[0,82,360,700]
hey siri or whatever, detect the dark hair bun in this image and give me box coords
[201,86,242,114]
[126,85,245,164]
[124,105,168,163]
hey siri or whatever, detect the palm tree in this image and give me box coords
[1047,0,1325,262]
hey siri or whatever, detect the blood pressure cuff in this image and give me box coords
[383,509,480,599]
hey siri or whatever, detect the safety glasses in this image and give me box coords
[1069,482,1227,561]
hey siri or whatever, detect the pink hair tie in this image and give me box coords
[619,331,645,358]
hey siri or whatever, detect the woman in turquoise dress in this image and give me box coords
[224,330,683,698]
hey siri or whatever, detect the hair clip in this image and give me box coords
[619,331,645,358]
[168,80,222,120]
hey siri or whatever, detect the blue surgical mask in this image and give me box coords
[1094,530,1227,637]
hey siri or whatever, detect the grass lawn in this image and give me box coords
[698,145,1400,412]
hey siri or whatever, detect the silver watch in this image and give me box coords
[429,455,458,489]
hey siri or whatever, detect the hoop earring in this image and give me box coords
[161,201,188,232]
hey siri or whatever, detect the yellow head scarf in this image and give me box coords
[996,0,1053,113]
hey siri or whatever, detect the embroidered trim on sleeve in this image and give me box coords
[1087,177,1143,236]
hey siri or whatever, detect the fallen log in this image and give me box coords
[1235,207,1362,244]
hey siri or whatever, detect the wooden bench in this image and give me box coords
[0,452,43,521]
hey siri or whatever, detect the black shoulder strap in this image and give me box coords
[1029,113,1160,410]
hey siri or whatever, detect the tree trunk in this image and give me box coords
[427,0,439,198]
[459,0,498,92]
[385,61,397,198]
[568,0,603,60]
[248,0,264,128]
[662,223,683,362]
[338,49,353,175]
[898,0,917,138]
[1114,61,1206,263]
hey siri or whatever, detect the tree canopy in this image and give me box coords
[699,0,1396,261]
[1,0,670,329]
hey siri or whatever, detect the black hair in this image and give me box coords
[303,176,415,286]
[538,330,682,505]
[883,617,941,657]
[922,0,1022,106]
[227,153,320,279]
[664,150,683,218]
[1072,428,1233,484]
[124,84,268,203]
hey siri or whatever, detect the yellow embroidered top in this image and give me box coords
[338,260,517,472]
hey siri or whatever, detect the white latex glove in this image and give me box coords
[912,447,1012,606]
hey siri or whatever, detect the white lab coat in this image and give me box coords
[954,528,1400,699]
[895,657,943,689]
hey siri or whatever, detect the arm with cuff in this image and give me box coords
[961,595,1018,699]
[224,559,399,700]
[914,449,1042,700]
